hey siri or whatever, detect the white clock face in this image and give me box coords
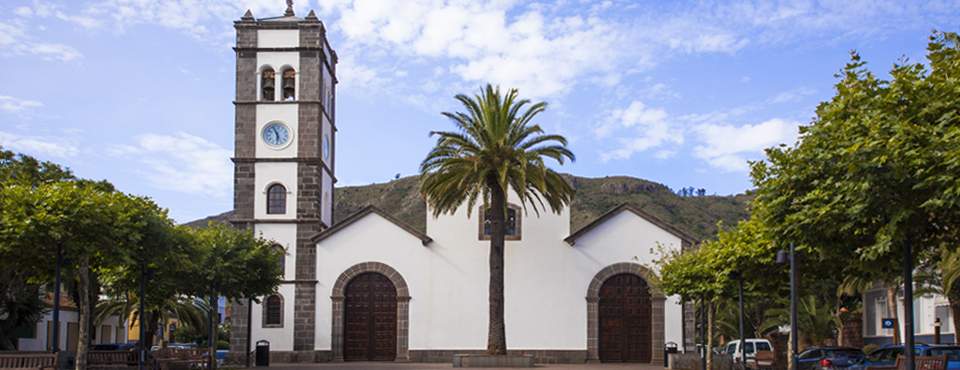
[262,122,290,147]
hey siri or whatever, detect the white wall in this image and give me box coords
[254,162,298,220]
[258,30,299,48]
[255,223,297,280]
[17,310,123,351]
[310,196,685,352]
[255,104,299,158]
[250,284,297,351]
[568,210,685,346]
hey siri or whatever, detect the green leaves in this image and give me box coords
[420,84,575,218]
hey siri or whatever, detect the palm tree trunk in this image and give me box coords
[486,177,507,355]
[76,255,91,370]
[886,286,901,344]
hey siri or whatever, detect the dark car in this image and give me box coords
[857,344,928,370]
[923,345,960,370]
[797,347,865,370]
[91,343,137,351]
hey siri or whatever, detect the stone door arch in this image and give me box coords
[331,262,410,361]
[586,262,665,364]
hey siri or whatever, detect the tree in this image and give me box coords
[0,182,131,370]
[751,31,960,352]
[419,84,575,355]
[185,223,283,369]
[0,148,76,349]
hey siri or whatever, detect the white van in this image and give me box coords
[724,339,774,363]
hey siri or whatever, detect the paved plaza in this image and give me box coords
[258,363,666,370]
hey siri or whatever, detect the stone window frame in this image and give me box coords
[262,294,284,328]
[478,203,522,241]
[266,183,287,215]
[585,262,665,364]
[330,261,410,362]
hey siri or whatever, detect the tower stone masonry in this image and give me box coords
[229,4,337,361]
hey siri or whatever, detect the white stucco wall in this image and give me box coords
[257,30,299,48]
[255,104,298,158]
[251,284,297,351]
[253,162,298,220]
[255,223,297,280]
[569,211,685,347]
[17,311,123,351]
[306,195,686,352]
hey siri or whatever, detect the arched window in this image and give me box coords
[261,67,275,101]
[274,244,285,276]
[281,68,296,101]
[262,294,283,328]
[479,204,522,241]
[266,184,286,214]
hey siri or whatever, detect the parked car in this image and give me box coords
[91,343,136,351]
[856,344,928,370]
[724,339,775,364]
[797,346,865,370]
[925,345,960,370]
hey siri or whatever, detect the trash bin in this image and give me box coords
[255,340,270,367]
[665,342,679,367]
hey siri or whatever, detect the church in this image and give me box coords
[225,4,696,364]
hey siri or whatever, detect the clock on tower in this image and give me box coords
[229,1,337,357]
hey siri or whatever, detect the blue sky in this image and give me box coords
[1,0,957,223]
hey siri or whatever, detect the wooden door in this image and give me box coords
[598,273,651,362]
[343,272,397,361]
[66,322,79,352]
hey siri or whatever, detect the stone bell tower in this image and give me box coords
[229,0,337,360]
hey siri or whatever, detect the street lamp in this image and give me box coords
[776,243,798,370]
[729,271,746,369]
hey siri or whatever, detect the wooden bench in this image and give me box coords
[152,349,207,370]
[866,355,949,370]
[86,350,138,370]
[0,352,59,370]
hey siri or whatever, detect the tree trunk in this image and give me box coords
[486,177,507,355]
[950,299,960,343]
[142,310,157,350]
[76,255,91,370]
[787,329,794,370]
[208,295,218,370]
[707,301,714,370]
[886,286,901,344]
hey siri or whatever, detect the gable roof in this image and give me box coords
[311,205,433,246]
[564,203,697,248]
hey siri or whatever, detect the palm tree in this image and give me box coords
[419,84,575,355]
[95,294,209,348]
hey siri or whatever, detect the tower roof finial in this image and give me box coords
[284,0,294,16]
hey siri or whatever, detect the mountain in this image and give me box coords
[334,175,751,241]
[188,175,751,241]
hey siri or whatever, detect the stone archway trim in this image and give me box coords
[585,262,666,364]
[330,261,410,362]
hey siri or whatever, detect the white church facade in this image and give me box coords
[227,4,695,364]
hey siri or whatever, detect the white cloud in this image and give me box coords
[769,87,816,104]
[14,0,102,28]
[0,131,78,158]
[0,21,82,61]
[597,101,683,161]
[113,133,232,197]
[692,118,800,172]
[0,96,43,113]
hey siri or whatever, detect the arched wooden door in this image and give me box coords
[598,273,652,362]
[344,272,397,361]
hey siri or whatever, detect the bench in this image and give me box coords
[87,350,138,370]
[866,355,949,370]
[152,349,207,370]
[0,352,59,370]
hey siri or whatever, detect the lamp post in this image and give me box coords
[52,243,63,352]
[903,243,915,370]
[701,295,707,370]
[777,243,798,370]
